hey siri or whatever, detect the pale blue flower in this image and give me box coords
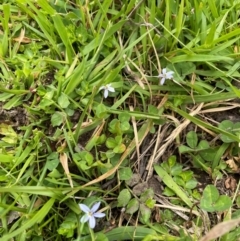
[79,202,105,229]
[99,84,115,98]
[158,68,174,85]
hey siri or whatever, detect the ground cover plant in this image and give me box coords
[1,0,240,240]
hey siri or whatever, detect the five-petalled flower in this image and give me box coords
[79,202,105,229]
[99,84,115,98]
[158,68,174,85]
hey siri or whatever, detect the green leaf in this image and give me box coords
[140,189,154,203]
[85,152,93,165]
[154,165,193,208]
[120,121,130,132]
[162,187,175,197]
[126,198,139,214]
[202,185,219,202]
[173,176,185,187]
[200,185,232,212]
[94,232,108,241]
[218,120,235,143]
[95,103,107,118]
[113,144,126,153]
[99,227,157,241]
[178,145,193,153]
[170,164,182,176]
[214,195,232,212]
[117,189,131,207]
[179,170,193,182]
[197,140,210,149]
[145,198,156,209]
[186,131,198,149]
[200,147,217,162]
[106,137,116,149]
[46,156,59,171]
[119,112,131,122]
[119,167,133,181]
[185,179,198,189]
[168,155,176,167]
[139,204,151,224]
[148,105,159,115]
[51,112,64,127]
[1,198,55,240]
[174,62,196,76]
[58,93,70,108]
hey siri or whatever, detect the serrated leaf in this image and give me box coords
[126,198,139,214]
[117,189,131,207]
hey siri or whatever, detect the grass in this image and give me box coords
[1,0,240,240]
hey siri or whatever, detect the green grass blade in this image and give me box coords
[0,198,55,241]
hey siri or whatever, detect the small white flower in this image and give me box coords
[158,68,174,85]
[79,202,105,229]
[99,84,115,98]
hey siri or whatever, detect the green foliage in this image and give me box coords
[218,120,240,143]
[117,188,156,224]
[179,131,229,177]
[160,156,198,200]
[1,0,240,240]
[200,185,232,212]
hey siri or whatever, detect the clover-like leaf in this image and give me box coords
[200,185,232,212]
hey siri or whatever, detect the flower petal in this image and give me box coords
[99,86,105,91]
[166,71,174,79]
[103,89,108,98]
[80,214,89,223]
[91,202,101,213]
[162,68,167,74]
[108,86,115,93]
[160,78,166,85]
[89,216,96,229]
[93,212,105,218]
[79,204,90,213]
